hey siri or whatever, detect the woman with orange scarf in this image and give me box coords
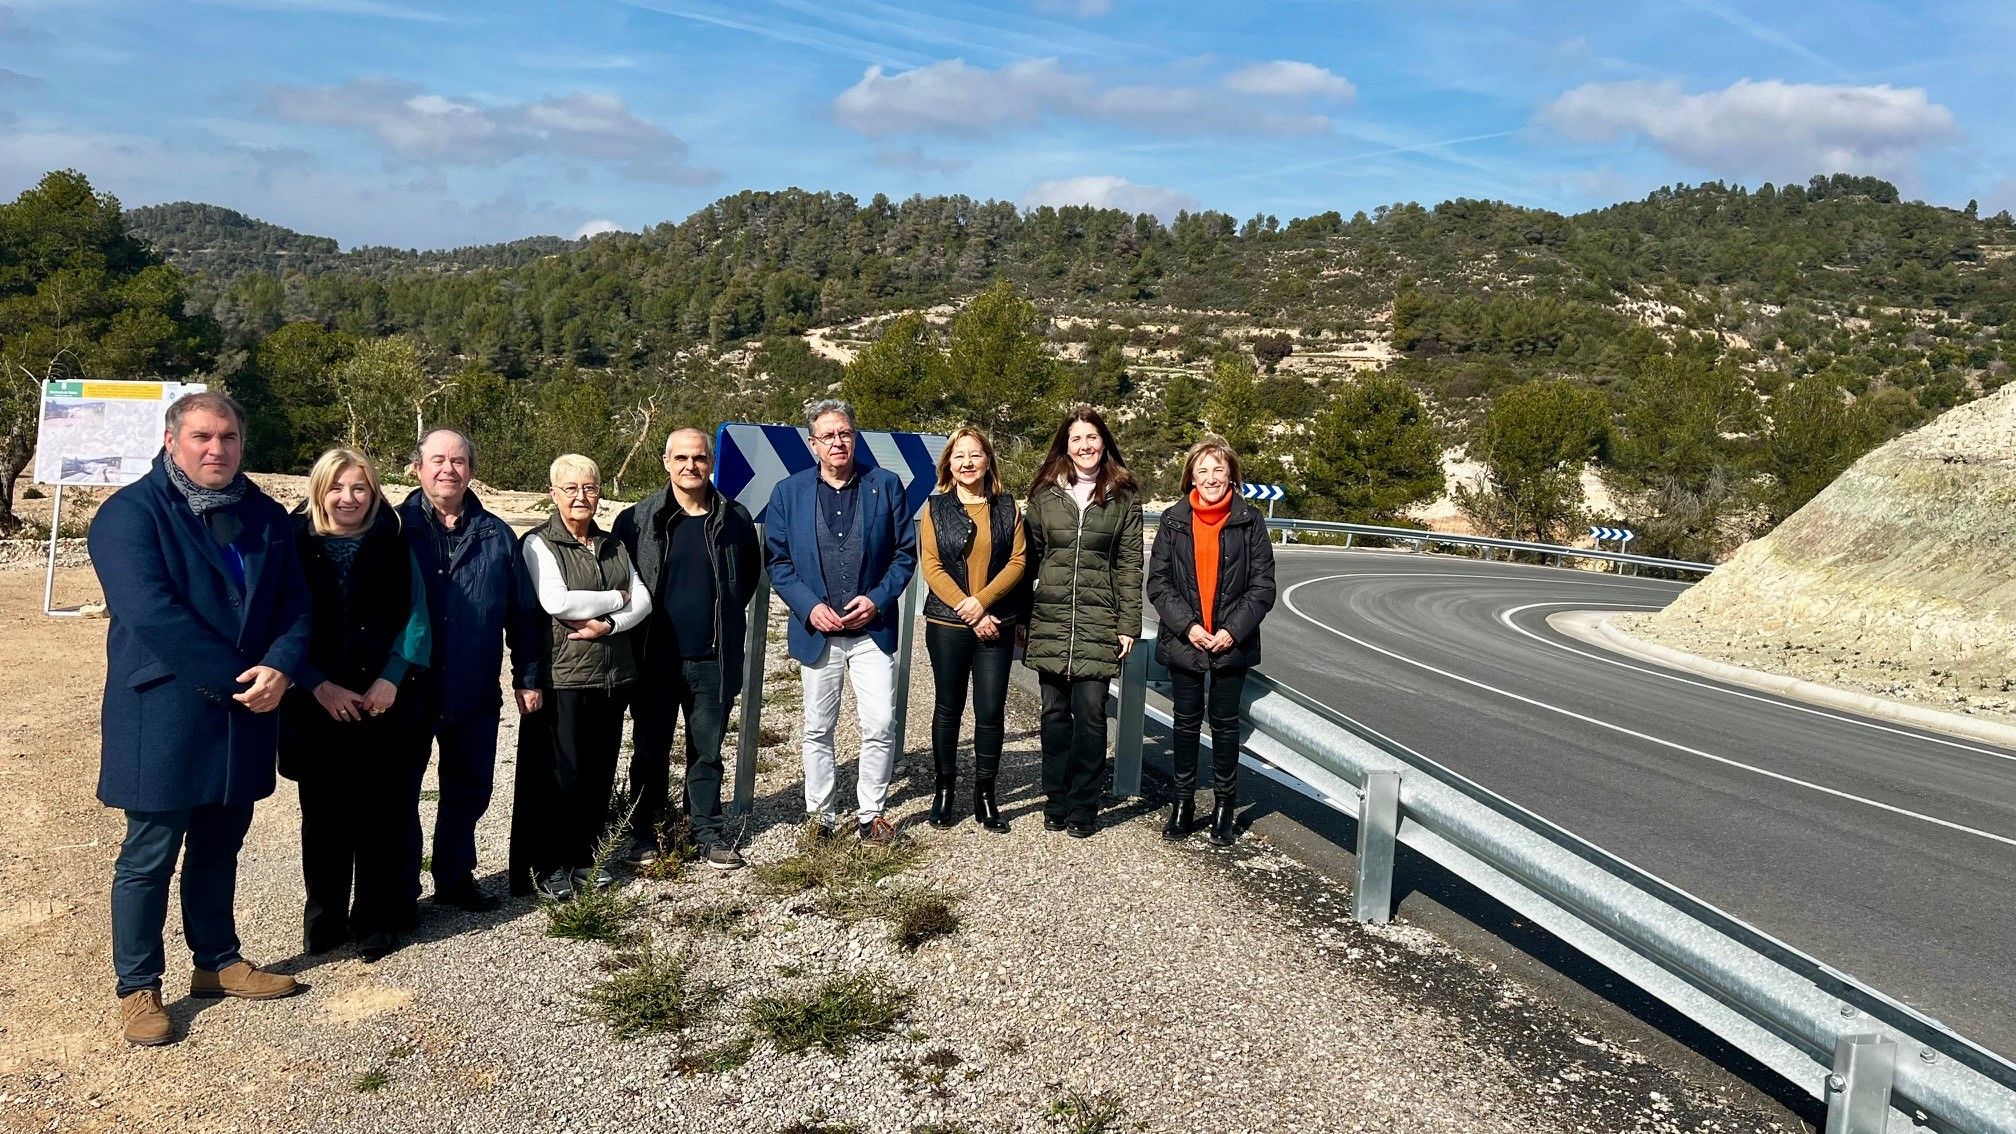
[1145,435,1278,845]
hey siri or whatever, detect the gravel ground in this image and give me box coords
[1,591,1799,1134]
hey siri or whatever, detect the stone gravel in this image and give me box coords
[2,607,1799,1133]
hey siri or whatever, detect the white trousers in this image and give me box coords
[800,634,898,825]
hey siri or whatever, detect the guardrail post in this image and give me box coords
[1354,770,1401,924]
[1344,532,1355,548]
[1110,630,1150,798]
[732,536,772,816]
[889,572,923,771]
[1824,1035,1897,1134]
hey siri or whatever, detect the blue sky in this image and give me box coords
[2,0,2010,249]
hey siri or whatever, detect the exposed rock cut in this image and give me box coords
[1618,384,2016,723]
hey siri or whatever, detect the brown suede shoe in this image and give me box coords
[120,989,173,1046]
[189,960,299,1001]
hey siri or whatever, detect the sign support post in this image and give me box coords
[41,484,79,618]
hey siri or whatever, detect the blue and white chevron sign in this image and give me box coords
[1589,525,1636,543]
[713,422,949,524]
[1240,483,1284,502]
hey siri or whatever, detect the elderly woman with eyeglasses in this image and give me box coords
[508,454,652,901]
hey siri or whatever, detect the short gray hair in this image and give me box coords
[413,427,477,470]
[165,391,246,436]
[663,426,713,457]
[805,398,855,433]
[549,453,600,487]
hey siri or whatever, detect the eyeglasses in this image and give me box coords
[554,484,601,499]
[810,431,854,448]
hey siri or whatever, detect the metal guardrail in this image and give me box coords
[1107,637,2016,1134]
[1144,512,1719,576]
[728,521,2009,1131]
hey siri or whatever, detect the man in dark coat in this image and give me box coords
[612,427,761,869]
[90,391,312,1046]
[396,428,546,912]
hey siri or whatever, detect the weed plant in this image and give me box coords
[1046,1089,1140,1134]
[671,1031,756,1075]
[576,938,721,1039]
[748,972,912,1055]
[545,822,646,944]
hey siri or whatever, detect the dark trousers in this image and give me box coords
[925,621,1012,781]
[1169,665,1248,795]
[427,710,501,888]
[510,687,627,877]
[628,655,731,847]
[1038,673,1109,825]
[111,803,255,996]
[297,752,427,942]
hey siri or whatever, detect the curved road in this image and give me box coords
[1259,548,2016,1057]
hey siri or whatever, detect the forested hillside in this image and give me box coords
[6,169,2011,560]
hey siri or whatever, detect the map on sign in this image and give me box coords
[33,380,205,487]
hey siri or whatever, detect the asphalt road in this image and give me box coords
[1257,547,2016,1058]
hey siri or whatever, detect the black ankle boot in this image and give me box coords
[1161,793,1195,841]
[928,776,958,829]
[973,778,1010,832]
[1208,792,1237,846]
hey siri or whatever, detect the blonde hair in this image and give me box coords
[934,426,1004,496]
[306,447,383,536]
[548,453,600,488]
[1180,434,1243,495]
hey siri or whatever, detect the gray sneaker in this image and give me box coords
[534,868,575,902]
[622,837,660,866]
[702,844,746,871]
[571,865,615,891]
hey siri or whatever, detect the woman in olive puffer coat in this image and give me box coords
[1021,406,1143,838]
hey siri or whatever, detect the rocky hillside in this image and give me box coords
[1619,384,2016,720]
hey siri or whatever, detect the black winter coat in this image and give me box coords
[1146,496,1277,673]
[279,503,425,779]
[611,487,760,701]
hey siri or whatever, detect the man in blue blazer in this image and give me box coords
[89,392,312,1046]
[765,399,916,844]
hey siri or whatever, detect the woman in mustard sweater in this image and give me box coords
[919,427,1029,831]
[1145,435,1276,845]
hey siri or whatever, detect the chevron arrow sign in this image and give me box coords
[1588,525,1636,543]
[713,422,949,524]
[1240,483,1285,502]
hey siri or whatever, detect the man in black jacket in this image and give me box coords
[613,427,761,869]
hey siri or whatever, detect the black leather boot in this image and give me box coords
[1208,792,1237,846]
[928,775,958,829]
[972,755,1009,832]
[1161,794,1195,841]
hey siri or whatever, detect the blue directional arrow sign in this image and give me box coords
[713,422,949,524]
[1588,525,1636,543]
[1240,483,1285,502]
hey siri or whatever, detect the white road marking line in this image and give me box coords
[1281,574,2016,849]
[1497,601,2016,764]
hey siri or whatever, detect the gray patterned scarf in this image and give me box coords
[164,454,250,516]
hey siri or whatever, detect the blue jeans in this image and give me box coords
[112,803,256,996]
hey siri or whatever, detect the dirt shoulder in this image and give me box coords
[0,566,1796,1133]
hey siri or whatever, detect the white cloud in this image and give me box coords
[872,145,971,175]
[1223,61,1354,101]
[833,58,1332,138]
[572,217,624,238]
[260,78,717,185]
[0,126,599,249]
[1032,0,1111,15]
[1537,79,1960,181]
[1024,175,1198,221]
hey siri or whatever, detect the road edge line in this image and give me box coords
[1552,610,2016,751]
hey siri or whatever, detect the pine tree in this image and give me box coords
[1302,374,1443,524]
